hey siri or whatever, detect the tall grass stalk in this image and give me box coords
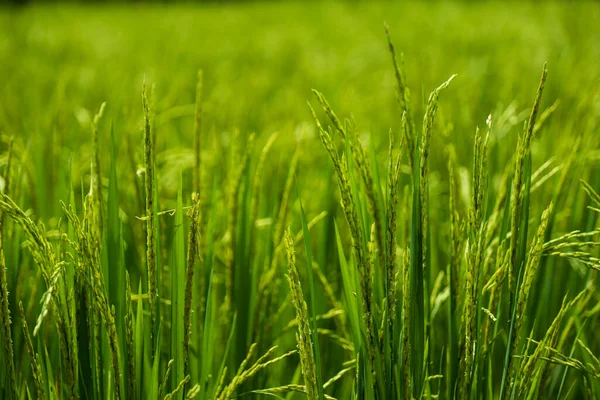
[142,81,158,350]
[285,228,319,399]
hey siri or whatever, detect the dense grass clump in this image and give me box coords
[0,2,599,399]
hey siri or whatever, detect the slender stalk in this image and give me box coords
[142,81,158,351]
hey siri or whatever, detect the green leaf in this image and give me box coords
[297,184,325,400]
[334,221,361,346]
[107,121,128,396]
[410,129,425,398]
[170,174,186,399]
[135,281,144,400]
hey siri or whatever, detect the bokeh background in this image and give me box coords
[1,1,599,206]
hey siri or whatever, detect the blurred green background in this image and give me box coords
[1,1,598,206]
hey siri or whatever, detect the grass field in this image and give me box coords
[0,1,599,399]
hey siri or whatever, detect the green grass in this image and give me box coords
[0,1,599,399]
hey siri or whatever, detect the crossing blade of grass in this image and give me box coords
[334,222,361,347]
[297,185,325,400]
[556,320,588,399]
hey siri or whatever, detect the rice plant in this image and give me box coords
[0,2,599,399]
